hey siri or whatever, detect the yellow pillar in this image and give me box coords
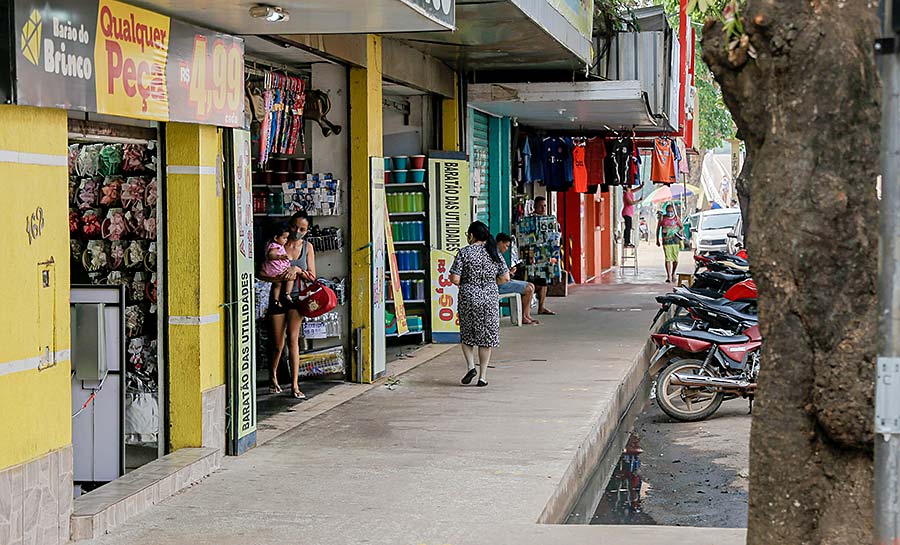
[165,123,226,450]
[349,35,383,383]
[441,74,461,152]
[0,105,72,470]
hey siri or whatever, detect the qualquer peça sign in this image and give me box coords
[12,0,244,127]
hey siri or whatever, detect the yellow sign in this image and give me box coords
[20,9,42,66]
[384,197,409,336]
[428,153,471,343]
[94,0,170,120]
[548,0,593,39]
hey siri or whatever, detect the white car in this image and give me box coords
[692,209,742,255]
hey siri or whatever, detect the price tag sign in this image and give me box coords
[167,19,244,127]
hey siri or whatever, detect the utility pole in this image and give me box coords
[876,0,900,542]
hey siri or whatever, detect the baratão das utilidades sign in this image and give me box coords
[12,0,244,127]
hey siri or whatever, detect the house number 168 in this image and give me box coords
[25,207,45,245]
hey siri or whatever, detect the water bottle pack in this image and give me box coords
[391,221,425,242]
[386,192,425,213]
[394,250,422,271]
[302,311,342,339]
[387,279,425,301]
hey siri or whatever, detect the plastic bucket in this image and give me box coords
[393,170,409,183]
[384,170,392,184]
[410,169,426,183]
[410,155,426,169]
[393,156,409,170]
[384,157,392,171]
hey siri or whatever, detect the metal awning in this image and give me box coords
[127,0,455,34]
[390,0,592,72]
[468,81,663,132]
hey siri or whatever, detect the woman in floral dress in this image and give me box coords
[450,221,511,387]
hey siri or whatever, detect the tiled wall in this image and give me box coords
[0,446,73,545]
[201,384,226,454]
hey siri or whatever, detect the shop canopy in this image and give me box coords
[467,81,662,132]
[389,0,592,71]
[131,0,455,34]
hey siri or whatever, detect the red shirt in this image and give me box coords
[585,137,606,185]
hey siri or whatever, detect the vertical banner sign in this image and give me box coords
[229,129,256,454]
[371,158,387,378]
[428,152,471,344]
[12,0,244,126]
[384,195,409,336]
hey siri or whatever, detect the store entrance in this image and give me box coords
[67,117,164,492]
[231,52,351,435]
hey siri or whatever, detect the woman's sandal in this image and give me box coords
[292,389,307,400]
[268,383,282,394]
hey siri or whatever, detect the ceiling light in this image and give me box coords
[570,116,578,122]
[249,4,290,22]
[558,109,567,115]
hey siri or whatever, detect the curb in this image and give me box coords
[537,335,657,524]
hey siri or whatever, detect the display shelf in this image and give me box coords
[389,211,426,218]
[393,240,427,246]
[254,213,292,217]
[395,270,426,275]
[387,299,426,305]
[385,183,426,191]
[386,330,425,339]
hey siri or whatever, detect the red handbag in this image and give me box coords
[295,281,337,318]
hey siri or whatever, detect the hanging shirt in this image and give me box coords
[572,142,588,193]
[529,135,544,183]
[521,137,532,184]
[629,145,642,186]
[562,137,575,186]
[676,138,690,174]
[650,138,677,184]
[541,137,569,191]
[585,137,605,185]
[604,138,632,186]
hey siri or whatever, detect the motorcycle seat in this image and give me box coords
[680,330,750,344]
[701,300,758,323]
[701,271,748,283]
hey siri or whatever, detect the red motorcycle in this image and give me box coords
[650,324,761,422]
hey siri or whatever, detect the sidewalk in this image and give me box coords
[84,249,745,545]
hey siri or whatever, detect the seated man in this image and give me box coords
[496,233,539,325]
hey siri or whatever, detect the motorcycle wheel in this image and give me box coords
[655,359,724,422]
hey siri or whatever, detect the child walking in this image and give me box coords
[262,225,295,308]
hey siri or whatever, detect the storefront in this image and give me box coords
[467,108,512,235]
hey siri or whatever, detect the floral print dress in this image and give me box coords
[450,244,510,347]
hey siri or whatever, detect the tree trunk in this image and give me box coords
[702,2,880,544]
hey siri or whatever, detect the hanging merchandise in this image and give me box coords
[520,136,533,184]
[650,137,678,184]
[630,139,642,187]
[515,215,562,283]
[541,136,570,191]
[572,139,588,193]
[604,137,630,186]
[258,71,307,168]
[562,137,575,189]
[676,138,690,175]
[585,137,606,193]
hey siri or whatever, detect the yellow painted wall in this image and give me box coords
[0,106,72,469]
[166,123,226,449]
[349,35,383,384]
[441,74,461,152]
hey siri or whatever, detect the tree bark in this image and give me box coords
[702,2,880,543]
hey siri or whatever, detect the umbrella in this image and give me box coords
[646,184,700,203]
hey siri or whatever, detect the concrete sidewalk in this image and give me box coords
[84,254,745,545]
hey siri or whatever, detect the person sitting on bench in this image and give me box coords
[496,233,539,325]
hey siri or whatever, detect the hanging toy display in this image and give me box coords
[258,71,307,169]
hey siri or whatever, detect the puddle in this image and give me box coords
[565,375,652,524]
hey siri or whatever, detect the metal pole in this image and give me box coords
[876,0,900,542]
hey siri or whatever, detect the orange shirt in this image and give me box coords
[572,143,588,193]
[650,138,677,184]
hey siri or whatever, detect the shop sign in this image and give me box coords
[384,197,409,337]
[12,0,244,127]
[428,152,471,344]
[547,0,593,39]
[371,158,387,378]
[229,129,256,453]
[404,0,456,28]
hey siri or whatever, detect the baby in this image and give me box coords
[261,226,295,308]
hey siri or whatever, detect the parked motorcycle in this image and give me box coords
[650,324,761,421]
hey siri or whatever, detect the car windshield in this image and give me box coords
[701,213,741,231]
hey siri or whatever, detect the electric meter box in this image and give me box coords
[71,303,108,382]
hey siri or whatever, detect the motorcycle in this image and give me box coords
[652,282,758,336]
[650,323,761,422]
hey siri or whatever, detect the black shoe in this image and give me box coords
[461,368,477,385]
[477,379,488,387]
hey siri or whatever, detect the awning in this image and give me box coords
[390,0,592,71]
[129,0,455,34]
[468,81,662,132]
